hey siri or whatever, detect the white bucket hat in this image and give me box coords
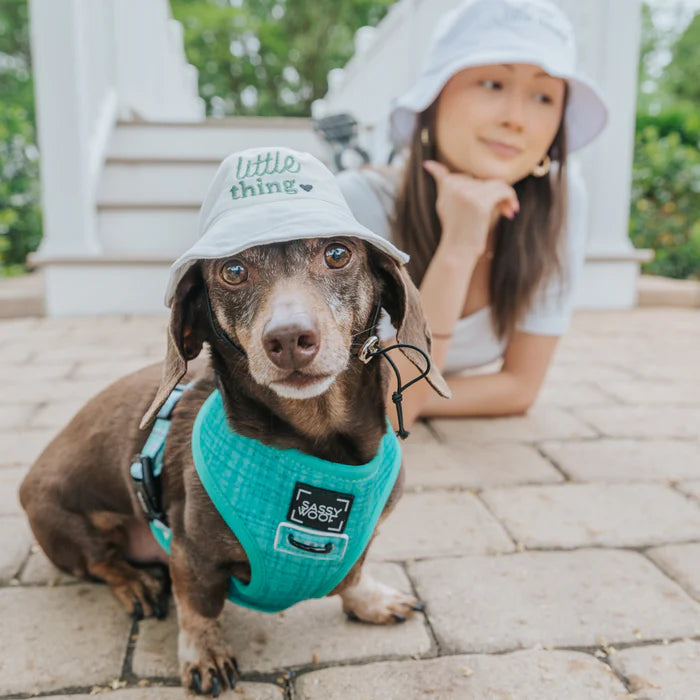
[165,147,409,306]
[390,0,608,153]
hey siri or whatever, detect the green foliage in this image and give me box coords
[637,3,656,90]
[0,0,41,273]
[631,5,700,279]
[630,126,700,279]
[664,12,700,104]
[0,0,33,123]
[169,0,395,117]
[635,104,700,148]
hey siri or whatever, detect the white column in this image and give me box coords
[582,0,640,258]
[563,0,649,308]
[28,0,101,257]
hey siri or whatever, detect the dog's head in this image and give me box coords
[140,237,449,429]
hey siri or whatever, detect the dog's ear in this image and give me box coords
[140,265,207,430]
[371,249,451,398]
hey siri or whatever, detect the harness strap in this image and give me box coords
[130,383,190,524]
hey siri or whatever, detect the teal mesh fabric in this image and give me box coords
[151,389,402,613]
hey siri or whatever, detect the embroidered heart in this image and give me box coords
[300,184,313,192]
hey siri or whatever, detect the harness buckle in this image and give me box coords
[131,455,165,523]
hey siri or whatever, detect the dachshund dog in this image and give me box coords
[20,236,448,695]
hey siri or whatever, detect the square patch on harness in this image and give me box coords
[287,482,354,533]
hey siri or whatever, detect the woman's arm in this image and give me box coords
[420,331,559,417]
[384,161,521,430]
[383,241,479,431]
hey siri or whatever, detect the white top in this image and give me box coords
[336,166,587,375]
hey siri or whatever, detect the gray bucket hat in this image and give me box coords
[165,147,409,306]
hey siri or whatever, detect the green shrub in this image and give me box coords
[0,0,40,275]
[629,125,700,279]
[0,101,41,274]
[635,104,700,148]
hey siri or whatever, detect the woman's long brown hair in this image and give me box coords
[390,97,569,340]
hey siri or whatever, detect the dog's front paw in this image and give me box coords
[340,573,424,625]
[90,561,169,621]
[179,622,239,696]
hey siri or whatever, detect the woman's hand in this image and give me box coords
[422,160,520,255]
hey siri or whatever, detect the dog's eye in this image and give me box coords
[220,260,249,286]
[324,244,351,269]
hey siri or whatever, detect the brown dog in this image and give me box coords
[20,236,448,694]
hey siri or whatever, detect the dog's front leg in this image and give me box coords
[170,538,239,695]
[333,552,424,625]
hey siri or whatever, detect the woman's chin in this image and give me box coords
[472,165,520,184]
[452,158,521,184]
[442,154,529,184]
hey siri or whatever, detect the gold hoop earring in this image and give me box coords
[532,154,551,178]
[421,127,430,148]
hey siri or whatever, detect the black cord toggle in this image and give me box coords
[391,391,408,439]
[359,338,432,440]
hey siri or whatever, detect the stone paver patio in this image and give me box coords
[1,308,699,699]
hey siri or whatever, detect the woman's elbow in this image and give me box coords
[508,388,539,415]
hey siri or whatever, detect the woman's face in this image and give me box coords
[433,63,566,184]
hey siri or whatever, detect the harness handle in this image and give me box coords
[288,534,333,554]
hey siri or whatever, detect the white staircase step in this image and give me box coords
[97,161,217,206]
[107,118,327,161]
[43,260,172,316]
[98,207,199,256]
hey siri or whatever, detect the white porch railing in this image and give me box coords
[28,0,204,262]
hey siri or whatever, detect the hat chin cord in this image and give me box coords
[352,297,432,440]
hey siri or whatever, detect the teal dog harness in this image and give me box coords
[132,388,402,613]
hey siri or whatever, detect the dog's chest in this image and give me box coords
[125,519,170,565]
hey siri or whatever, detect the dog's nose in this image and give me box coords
[263,315,320,369]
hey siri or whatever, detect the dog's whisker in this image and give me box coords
[350,324,375,339]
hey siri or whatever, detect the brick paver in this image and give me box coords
[609,641,700,700]
[647,543,700,601]
[20,547,80,585]
[574,405,700,439]
[0,427,60,466]
[677,480,700,502]
[0,515,31,583]
[432,406,598,443]
[536,379,616,408]
[540,438,700,482]
[0,586,131,695]
[49,686,284,699]
[0,466,25,515]
[402,441,563,489]
[409,550,700,653]
[370,491,514,559]
[481,483,700,548]
[2,307,700,698]
[295,650,628,699]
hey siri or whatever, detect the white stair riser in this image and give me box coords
[98,162,218,206]
[107,123,327,161]
[98,209,199,256]
[577,262,639,310]
[44,264,171,316]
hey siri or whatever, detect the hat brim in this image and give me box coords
[165,199,410,306]
[390,52,608,153]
